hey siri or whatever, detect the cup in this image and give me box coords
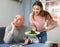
[45,41,53,47]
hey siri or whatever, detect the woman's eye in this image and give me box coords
[36,8,40,10]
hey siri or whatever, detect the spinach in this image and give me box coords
[29,30,37,34]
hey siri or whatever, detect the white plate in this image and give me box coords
[25,31,40,36]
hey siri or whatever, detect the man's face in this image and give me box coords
[13,15,24,27]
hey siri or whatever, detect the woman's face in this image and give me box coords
[32,5,42,15]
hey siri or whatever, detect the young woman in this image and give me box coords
[29,1,57,43]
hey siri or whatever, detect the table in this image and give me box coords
[0,43,45,47]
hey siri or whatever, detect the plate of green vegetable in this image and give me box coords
[25,30,40,36]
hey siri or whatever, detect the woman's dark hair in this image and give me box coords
[40,10,54,23]
[33,1,43,9]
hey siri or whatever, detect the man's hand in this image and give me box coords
[11,22,15,29]
[20,43,25,45]
[10,22,15,33]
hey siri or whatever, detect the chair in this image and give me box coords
[0,27,6,44]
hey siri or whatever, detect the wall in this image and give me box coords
[0,0,36,27]
[20,0,37,27]
[0,0,21,27]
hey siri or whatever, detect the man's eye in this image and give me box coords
[15,17,17,19]
[19,19,22,21]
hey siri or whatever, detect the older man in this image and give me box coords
[3,15,29,43]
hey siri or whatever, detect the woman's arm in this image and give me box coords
[42,20,57,31]
[29,13,36,31]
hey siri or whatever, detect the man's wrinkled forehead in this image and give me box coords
[15,15,24,19]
